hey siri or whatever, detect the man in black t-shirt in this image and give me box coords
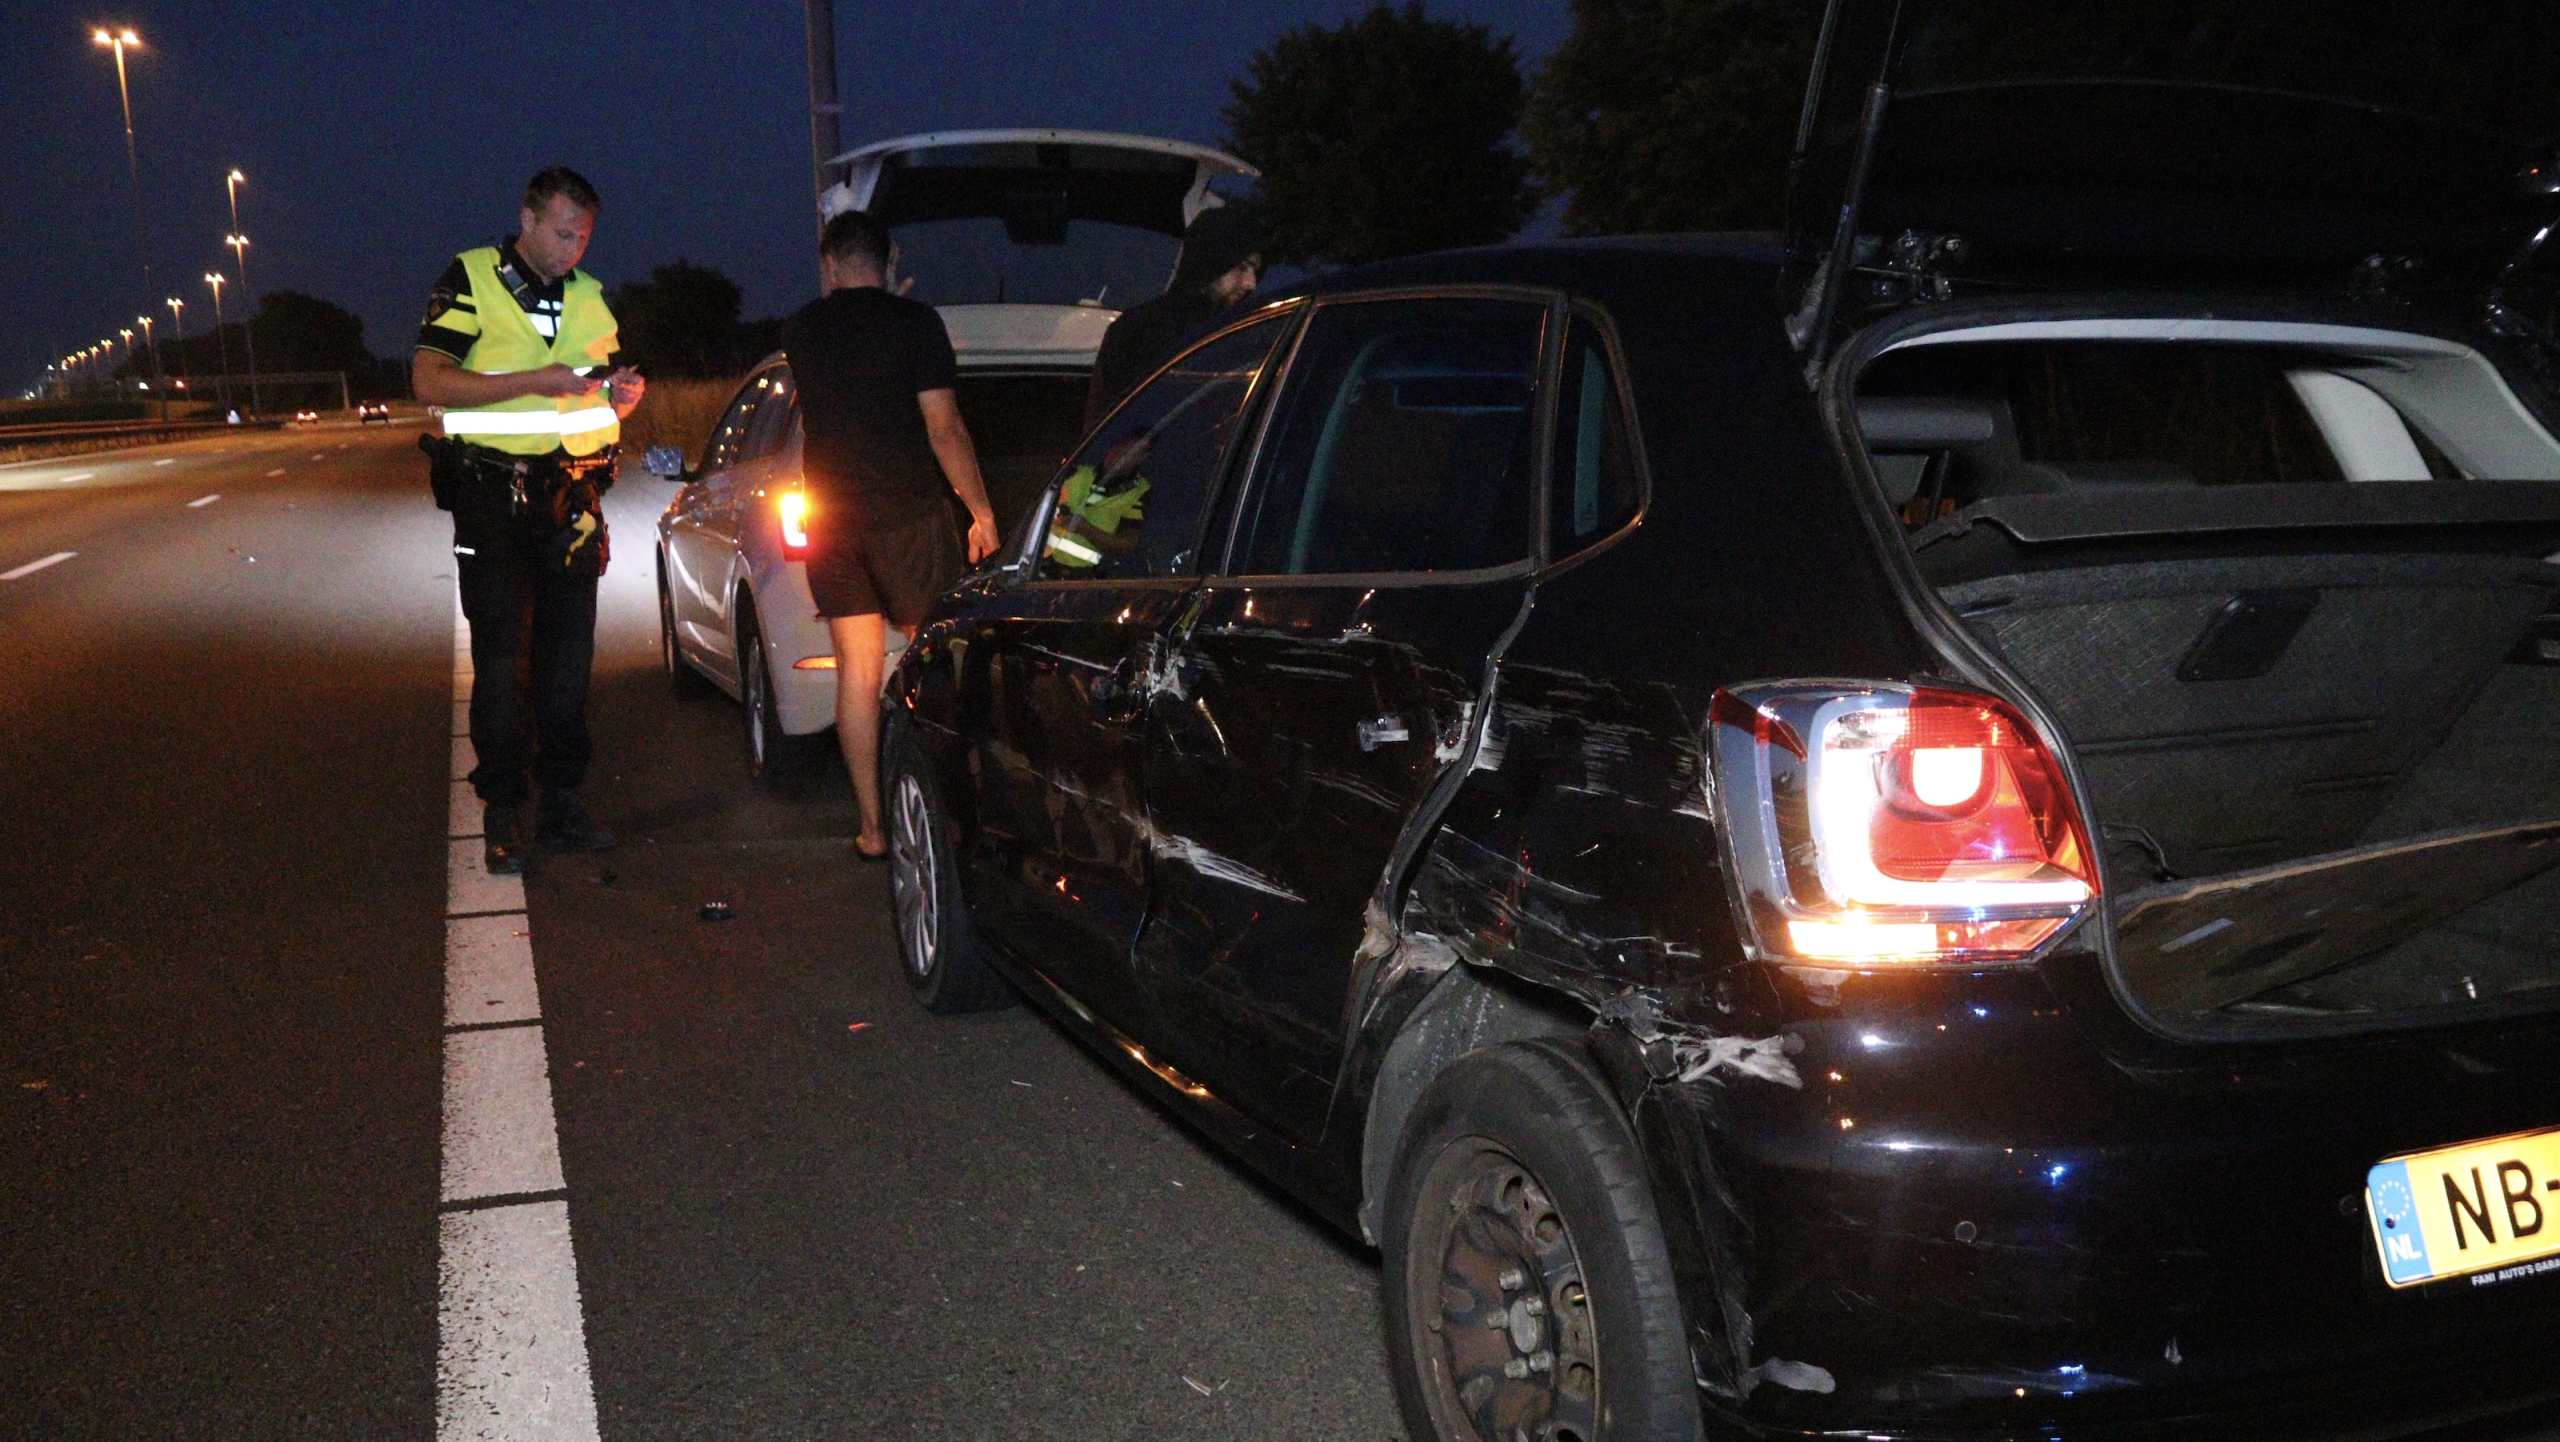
[783,209,999,857]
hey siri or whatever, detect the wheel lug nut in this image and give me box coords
[1503,1358,1531,1380]
[1522,1296,1544,1316]
[1498,1267,1526,1291]
[1527,1350,1554,1373]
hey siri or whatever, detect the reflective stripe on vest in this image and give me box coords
[442,406,619,436]
[438,246,623,457]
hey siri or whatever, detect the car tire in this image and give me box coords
[659,557,712,700]
[883,714,1015,1014]
[738,600,815,796]
[1383,1038,1702,1442]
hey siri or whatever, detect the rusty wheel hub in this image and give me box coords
[1417,1144,1600,1442]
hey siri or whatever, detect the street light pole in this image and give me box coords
[166,296,190,405]
[93,27,164,407]
[804,0,843,271]
[205,272,233,410]
[226,171,262,417]
[134,313,156,415]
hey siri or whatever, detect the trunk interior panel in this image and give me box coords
[1859,321,2560,1027]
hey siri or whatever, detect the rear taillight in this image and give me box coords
[1709,684,2097,965]
[778,491,811,562]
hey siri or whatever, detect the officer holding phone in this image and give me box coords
[413,165,646,874]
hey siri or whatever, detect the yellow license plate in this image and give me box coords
[2368,1127,2560,1289]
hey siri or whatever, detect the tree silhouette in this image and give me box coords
[1223,3,1539,267]
[1526,0,1825,236]
[609,259,756,378]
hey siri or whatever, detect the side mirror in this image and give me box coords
[641,445,687,480]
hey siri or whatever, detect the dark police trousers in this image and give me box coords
[455,480,599,809]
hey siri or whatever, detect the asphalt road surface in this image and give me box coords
[11,424,2560,1442]
[0,424,1401,1440]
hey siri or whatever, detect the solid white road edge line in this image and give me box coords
[1,551,76,581]
[437,597,600,1442]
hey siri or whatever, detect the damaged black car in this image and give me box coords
[879,3,2560,1436]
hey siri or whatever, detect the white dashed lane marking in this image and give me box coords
[436,594,599,1442]
[152,458,174,466]
[2,551,76,581]
[265,468,286,477]
[188,494,221,509]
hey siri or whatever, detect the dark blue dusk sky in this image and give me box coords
[3,1,1576,393]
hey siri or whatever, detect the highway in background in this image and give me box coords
[0,424,1402,1439]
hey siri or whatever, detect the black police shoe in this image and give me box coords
[484,802,525,876]
[536,789,616,852]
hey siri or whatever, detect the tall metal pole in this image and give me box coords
[166,296,191,405]
[229,171,263,416]
[95,29,165,415]
[805,0,843,276]
[205,273,233,410]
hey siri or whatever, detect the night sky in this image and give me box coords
[3,1,1575,393]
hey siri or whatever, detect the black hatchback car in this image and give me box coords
[880,4,2560,1437]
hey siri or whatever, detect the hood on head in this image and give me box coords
[1169,201,1263,290]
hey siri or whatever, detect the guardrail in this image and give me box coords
[0,417,281,444]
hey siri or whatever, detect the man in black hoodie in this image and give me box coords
[1085,202,1263,426]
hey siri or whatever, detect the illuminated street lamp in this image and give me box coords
[225,222,261,416]
[135,312,154,400]
[92,25,164,404]
[205,272,233,408]
[165,296,190,399]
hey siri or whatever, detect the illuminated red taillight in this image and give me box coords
[1709,684,2097,965]
[778,491,811,562]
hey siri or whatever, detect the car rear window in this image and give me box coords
[1230,298,1546,577]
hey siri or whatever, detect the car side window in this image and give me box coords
[1548,316,1643,559]
[1230,298,1546,577]
[743,368,797,462]
[1038,315,1288,581]
[702,370,777,474]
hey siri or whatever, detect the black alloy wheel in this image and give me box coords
[738,599,814,795]
[884,714,1014,1013]
[659,554,712,699]
[1384,1039,1701,1442]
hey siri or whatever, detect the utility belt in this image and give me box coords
[422,432,616,577]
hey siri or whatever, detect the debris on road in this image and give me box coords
[1009,1079,1033,1088]
[1181,1375,1225,1396]
[699,901,734,922]
[21,1081,47,1091]
[847,1022,871,1034]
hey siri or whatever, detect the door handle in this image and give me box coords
[1357,713,1411,752]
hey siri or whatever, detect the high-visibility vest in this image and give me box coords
[438,246,622,457]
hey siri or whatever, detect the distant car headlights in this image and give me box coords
[1709,683,2099,965]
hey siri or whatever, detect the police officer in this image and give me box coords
[414,166,644,875]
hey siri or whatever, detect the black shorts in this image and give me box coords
[805,508,964,628]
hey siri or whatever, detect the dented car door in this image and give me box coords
[1135,294,1551,1143]
[962,314,1293,1032]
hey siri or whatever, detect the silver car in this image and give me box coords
[651,128,1255,789]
